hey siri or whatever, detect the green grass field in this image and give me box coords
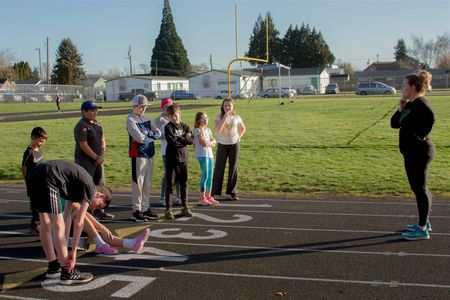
[1,94,449,199]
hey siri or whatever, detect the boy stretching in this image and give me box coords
[27,160,112,285]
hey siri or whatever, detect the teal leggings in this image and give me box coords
[197,157,214,192]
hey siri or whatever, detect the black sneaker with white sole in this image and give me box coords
[46,260,62,279]
[143,208,159,220]
[59,268,93,285]
[131,210,147,222]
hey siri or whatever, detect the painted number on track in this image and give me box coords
[150,228,227,240]
[42,275,155,298]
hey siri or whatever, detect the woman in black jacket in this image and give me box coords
[391,70,434,240]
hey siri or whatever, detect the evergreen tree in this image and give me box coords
[150,0,191,76]
[51,38,85,84]
[394,39,408,61]
[246,13,282,65]
[31,67,40,80]
[13,61,32,80]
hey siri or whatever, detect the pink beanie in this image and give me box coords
[161,98,173,111]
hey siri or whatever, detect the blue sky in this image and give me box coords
[1,0,449,75]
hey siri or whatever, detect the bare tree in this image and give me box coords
[138,63,151,74]
[437,53,450,69]
[0,48,16,79]
[410,33,450,68]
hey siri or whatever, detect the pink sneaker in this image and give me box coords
[95,243,119,255]
[133,228,150,254]
[207,197,220,205]
[198,197,211,206]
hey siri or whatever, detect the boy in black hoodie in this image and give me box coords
[164,104,194,219]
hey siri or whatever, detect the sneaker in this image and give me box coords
[230,193,239,201]
[95,243,119,255]
[173,197,183,206]
[132,228,151,253]
[207,197,220,205]
[59,268,93,285]
[156,198,167,207]
[401,228,430,241]
[198,197,211,206]
[143,208,159,220]
[180,207,194,218]
[131,210,147,223]
[406,222,432,232]
[46,260,62,279]
[164,209,175,220]
[93,209,114,221]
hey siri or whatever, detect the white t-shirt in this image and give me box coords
[215,114,243,145]
[194,127,214,158]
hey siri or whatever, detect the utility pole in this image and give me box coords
[46,37,50,83]
[128,45,133,76]
[35,48,42,79]
[210,54,213,70]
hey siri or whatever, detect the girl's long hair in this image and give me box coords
[194,111,205,129]
[220,98,236,118]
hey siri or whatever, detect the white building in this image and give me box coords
[105,75,189,101]
[188,70,261,98]
[261,67,330,94]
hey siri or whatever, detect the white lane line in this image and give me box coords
[148,240,450,258]
[1,256,449,289]
[4,208,450,220]
[0,295,45,300]
[0,199,28,203]
[2,188,450,206]
[190,208,450,219]
[0,230,36,236]
[148,222,450,237]
[218,203,272,208]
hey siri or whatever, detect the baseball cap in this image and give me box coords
[132,94,149,106]
[161,98,173,111]
[81,100,101,111]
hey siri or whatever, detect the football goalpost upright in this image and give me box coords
[226,4,269,98]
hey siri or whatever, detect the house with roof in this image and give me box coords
[105,75,189,101]
[188,69,261,98]
[261,67,330,94]
[83,75,106,101]
[0,78,14,91]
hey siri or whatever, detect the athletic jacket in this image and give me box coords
[127,113,161,158]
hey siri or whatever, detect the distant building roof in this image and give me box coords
[106,75,188,82]
[262,67,327,76]
[355,68,448,78]
[188,69,259,78]
[364,61,418,72]
[14,79,41,84]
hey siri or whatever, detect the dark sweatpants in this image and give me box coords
[212,143,240,196]
[403,146,435,227]
[165,161,188,208]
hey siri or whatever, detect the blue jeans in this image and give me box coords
[197,157,214,192]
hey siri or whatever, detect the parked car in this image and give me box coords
[281,87,297,96]
[355,82,396,95]
[215,89,249,99]
[119,88,157,101]
[40,94,53,102]
[325,83,340,94]
[261,88,292,98]
[23,94,39,102]
[300,85,318,95]
[170,90,200,100]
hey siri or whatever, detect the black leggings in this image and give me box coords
[403,147,435,226]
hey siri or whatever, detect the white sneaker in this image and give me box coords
[173,197,183,206]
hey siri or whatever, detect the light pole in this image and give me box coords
[35,48,42,79]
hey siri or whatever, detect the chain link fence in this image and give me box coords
[0,83,83,103]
